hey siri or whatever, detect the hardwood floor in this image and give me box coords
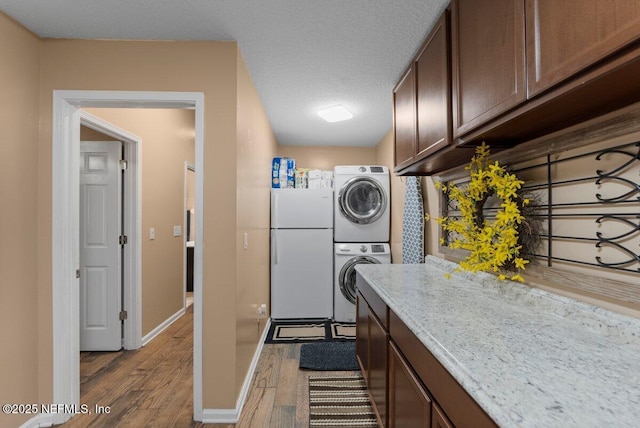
[236,343,357,428]
[61,306,359,427]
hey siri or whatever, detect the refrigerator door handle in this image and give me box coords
[273,230,279,265]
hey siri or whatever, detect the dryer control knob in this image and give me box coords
[359,166,366,172]
[360,245,368,253]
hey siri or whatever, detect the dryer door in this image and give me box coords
[338,256,381,304]
[337,177,387,224]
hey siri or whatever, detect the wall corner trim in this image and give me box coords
[18,412,55,428]
[51,90,206,422]
[201,318,271,424]
[141,307,186,346]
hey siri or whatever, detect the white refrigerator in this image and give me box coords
[271,188,334,319]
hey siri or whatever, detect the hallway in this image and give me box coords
[61,306,358,427]
[62,305,207,427]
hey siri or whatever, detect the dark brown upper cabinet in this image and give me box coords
[416,12,452,162]
[395,11,473,175]
[450,0,640,147]
[394,0,640,175]
[526,0,640,97]
[393,65,417,171]
[451,0,526,138]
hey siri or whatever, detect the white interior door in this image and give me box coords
[79,141,122,351]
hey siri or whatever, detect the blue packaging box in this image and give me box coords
[272,157,296,188]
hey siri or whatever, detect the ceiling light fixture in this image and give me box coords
[317,105,353,122]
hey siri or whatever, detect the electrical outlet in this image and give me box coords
[243,232,248,250]
[257,303,267,324]
[258,304,267,315]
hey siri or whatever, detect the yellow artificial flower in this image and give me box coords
[435,144,530,282]
[514,258,529,270]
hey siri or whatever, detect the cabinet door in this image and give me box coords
[394,65,417,171]
[388,342,431,428]
[356,293,369,379]
[526,0,640,97]
[451,0,526,137]
[369,311,388,427]
[416,11,452,161]
[432,403,454,428]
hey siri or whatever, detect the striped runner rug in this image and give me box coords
[308,375,378,427]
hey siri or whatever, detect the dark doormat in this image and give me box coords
[299,341,359,371]
[265,320,355,343]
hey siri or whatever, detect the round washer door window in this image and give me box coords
[338,177,387,224]
[338,256,381,304]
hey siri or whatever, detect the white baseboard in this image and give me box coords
[141,307,186,346]
[201,318,271,424]
[19,412,55,428]
[201,408,239,424]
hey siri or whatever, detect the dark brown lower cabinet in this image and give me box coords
[369,311,388,427]
[389,342,432,428]
[356,275,498,428]
[356,294,369,381]
[431,403,454,428]
[356,292,388,427]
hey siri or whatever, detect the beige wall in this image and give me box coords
[0,12,41,428]
[374,130,405,262]
[278,145,376,170]
[235,51,279,396]
[81,108,196,335]
[35,38,244,410]
[80,126,119,141]
[0,13,275,415]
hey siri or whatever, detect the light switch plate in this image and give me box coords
[173,225,182,237]
[150,228,155,240]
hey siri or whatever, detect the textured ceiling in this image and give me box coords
[0,0,448,147]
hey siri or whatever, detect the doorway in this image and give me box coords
[51,91,205,424]
[185,162,196,309]
[78,111,142,351]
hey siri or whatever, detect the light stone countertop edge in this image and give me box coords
[355,256,640,428]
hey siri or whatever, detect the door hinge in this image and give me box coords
[119,235,128,245]
[119,159,128,170]
[119,310,128,321]
[75,269,80,279]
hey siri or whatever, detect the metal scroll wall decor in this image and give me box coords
[441,140,640,276]
[594,142,640,272]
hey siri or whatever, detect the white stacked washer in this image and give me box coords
[334,243,391,322]
[334,166,390,243]
[333,166,391,322]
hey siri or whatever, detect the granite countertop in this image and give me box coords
[355,256,640,428]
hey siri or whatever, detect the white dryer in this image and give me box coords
[334,166,390,243]
[334,243,391,322]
